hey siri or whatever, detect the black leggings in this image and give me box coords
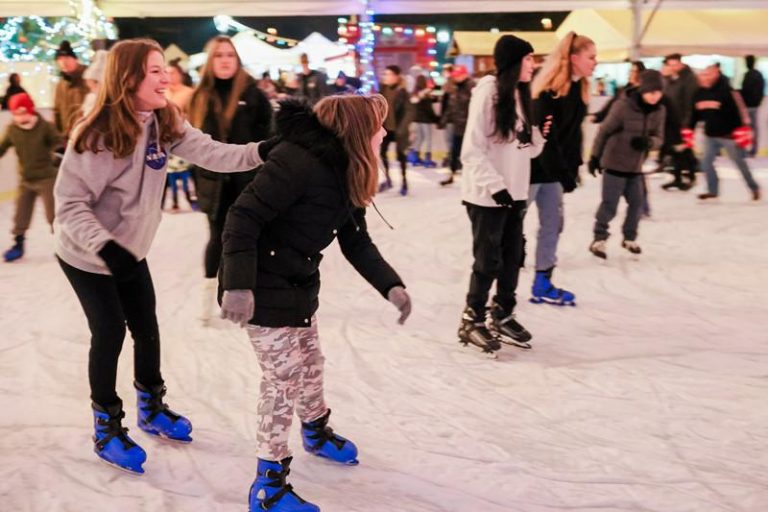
[59,258,163,407]
[204,180,242,278]
[380,130,407,183]
[465,201,527,315]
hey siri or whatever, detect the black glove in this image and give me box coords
[588,156,602,177]
[630,136,652,152]
[257,136,281,161]
[98,240,140,281]
[491,189,515,207]
[561,174,578,193]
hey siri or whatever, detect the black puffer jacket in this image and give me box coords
[193,79,273,219]
[219,101,404,327]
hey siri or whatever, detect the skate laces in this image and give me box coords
[303,414,346,451]
[95,410,137,451]
[139,385,181,423]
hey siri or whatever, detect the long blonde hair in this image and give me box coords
[532,31,595,103]
[73,39,183,157]
[189,36,252,140]
[313,95,388,208]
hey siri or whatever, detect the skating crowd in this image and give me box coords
[0,32,764,511]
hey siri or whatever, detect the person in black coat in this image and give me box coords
[188,36,273,323]
[741,55,765,157]
[218,96,412,512]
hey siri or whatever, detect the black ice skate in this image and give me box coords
[487,302,532,349]
[458,307,501,356]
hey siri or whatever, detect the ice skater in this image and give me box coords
[219,95,412,512]
[0,93,61,262]
[54,39,270,474]
[455,35,548,354]
[529,31,597,305]
[588,70,666,259]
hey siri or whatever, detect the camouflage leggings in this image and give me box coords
[246,316,327,461]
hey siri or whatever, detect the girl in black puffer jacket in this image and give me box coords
[219,96,412,512]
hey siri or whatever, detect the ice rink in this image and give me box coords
[1,159,767,512]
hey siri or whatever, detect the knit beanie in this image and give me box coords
[83,50,108,82]
[493,35,534,73]
[638,69,664,93]
[55,41,77,59]
[8,92,35,115]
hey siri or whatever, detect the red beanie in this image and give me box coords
[8,93,36,115]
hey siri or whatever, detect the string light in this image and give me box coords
[357,0,376,94]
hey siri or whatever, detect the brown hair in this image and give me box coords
[313,94,387,208]
[189,36,253,140]
[73,39,183,157]
[532,31,595,104]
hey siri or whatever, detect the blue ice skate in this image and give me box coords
[249,457,320,512]
[3,235,24,262]
[92,401,147,474]
[135,382,193,443]
[301,409,358,465]
[530,270,576,306]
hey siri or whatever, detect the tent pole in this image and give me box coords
[630,0,643,61]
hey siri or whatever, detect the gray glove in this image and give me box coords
[220,289,255,327]
[387,286,412,325]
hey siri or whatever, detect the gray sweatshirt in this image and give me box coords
[54,115,264,274]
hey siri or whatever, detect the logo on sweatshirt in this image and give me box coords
[145,142,167,170]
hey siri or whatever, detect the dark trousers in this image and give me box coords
[204,181,242,278]
[449,134,465,174]
[465,201,527,315]
[59,258,163,407]
[594,172,644,242]
[380,130,407,184]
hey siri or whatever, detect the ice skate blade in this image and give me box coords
[310,452,360,466]
[493,334,532,349]
[459,340,499,359]
[529,297,576,307]
[138,426,193,444]
[95,453,145,475]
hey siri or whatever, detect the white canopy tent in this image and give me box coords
[2,0,768,17]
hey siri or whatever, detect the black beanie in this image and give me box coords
[638,69,664,93]
[493,35,534,73]
[55,41,77,59]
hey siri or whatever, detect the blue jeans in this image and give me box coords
[413,123,433,154]
[528,182,563,271]
[748,107,759,157]
[701,137,759,195]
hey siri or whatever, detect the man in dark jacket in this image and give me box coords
[53,41,89,138]
[663,54,698,129]
[296,53,330,105]
[439,65,474,186]
[379,65,411,194]
[741,55,764,157]
[692,65,760,201]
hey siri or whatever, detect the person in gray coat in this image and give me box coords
[588,70,666,259]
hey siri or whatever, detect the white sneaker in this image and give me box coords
[589,240,607,259]
[622,240,642,254]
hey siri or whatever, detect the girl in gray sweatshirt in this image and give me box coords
[54,39,267,475]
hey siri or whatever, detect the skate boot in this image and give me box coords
[621,240,642,255]
[92,400,147,474]
[400,181,409,196]
[589,239,607,260]
[249,457,320,512]
[301,409,358,465]
[407,149,421,166]
[3,235,24,262]
[439,174,454,186]
[422,152,437,168]
[458,307,501,355]
[135,382,193,443]
[487,302,532,349]
[530,268,575,306]
[378,177,393,192]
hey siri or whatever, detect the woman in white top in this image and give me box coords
[457,35,549,354]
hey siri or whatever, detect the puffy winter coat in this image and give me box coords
[220,101,404,328]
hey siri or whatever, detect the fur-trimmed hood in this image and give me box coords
[273,99,348,173]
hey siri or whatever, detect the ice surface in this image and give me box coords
[1,159,767,512]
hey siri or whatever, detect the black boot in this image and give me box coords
[487,302,532,348]
[458,306,501,354]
